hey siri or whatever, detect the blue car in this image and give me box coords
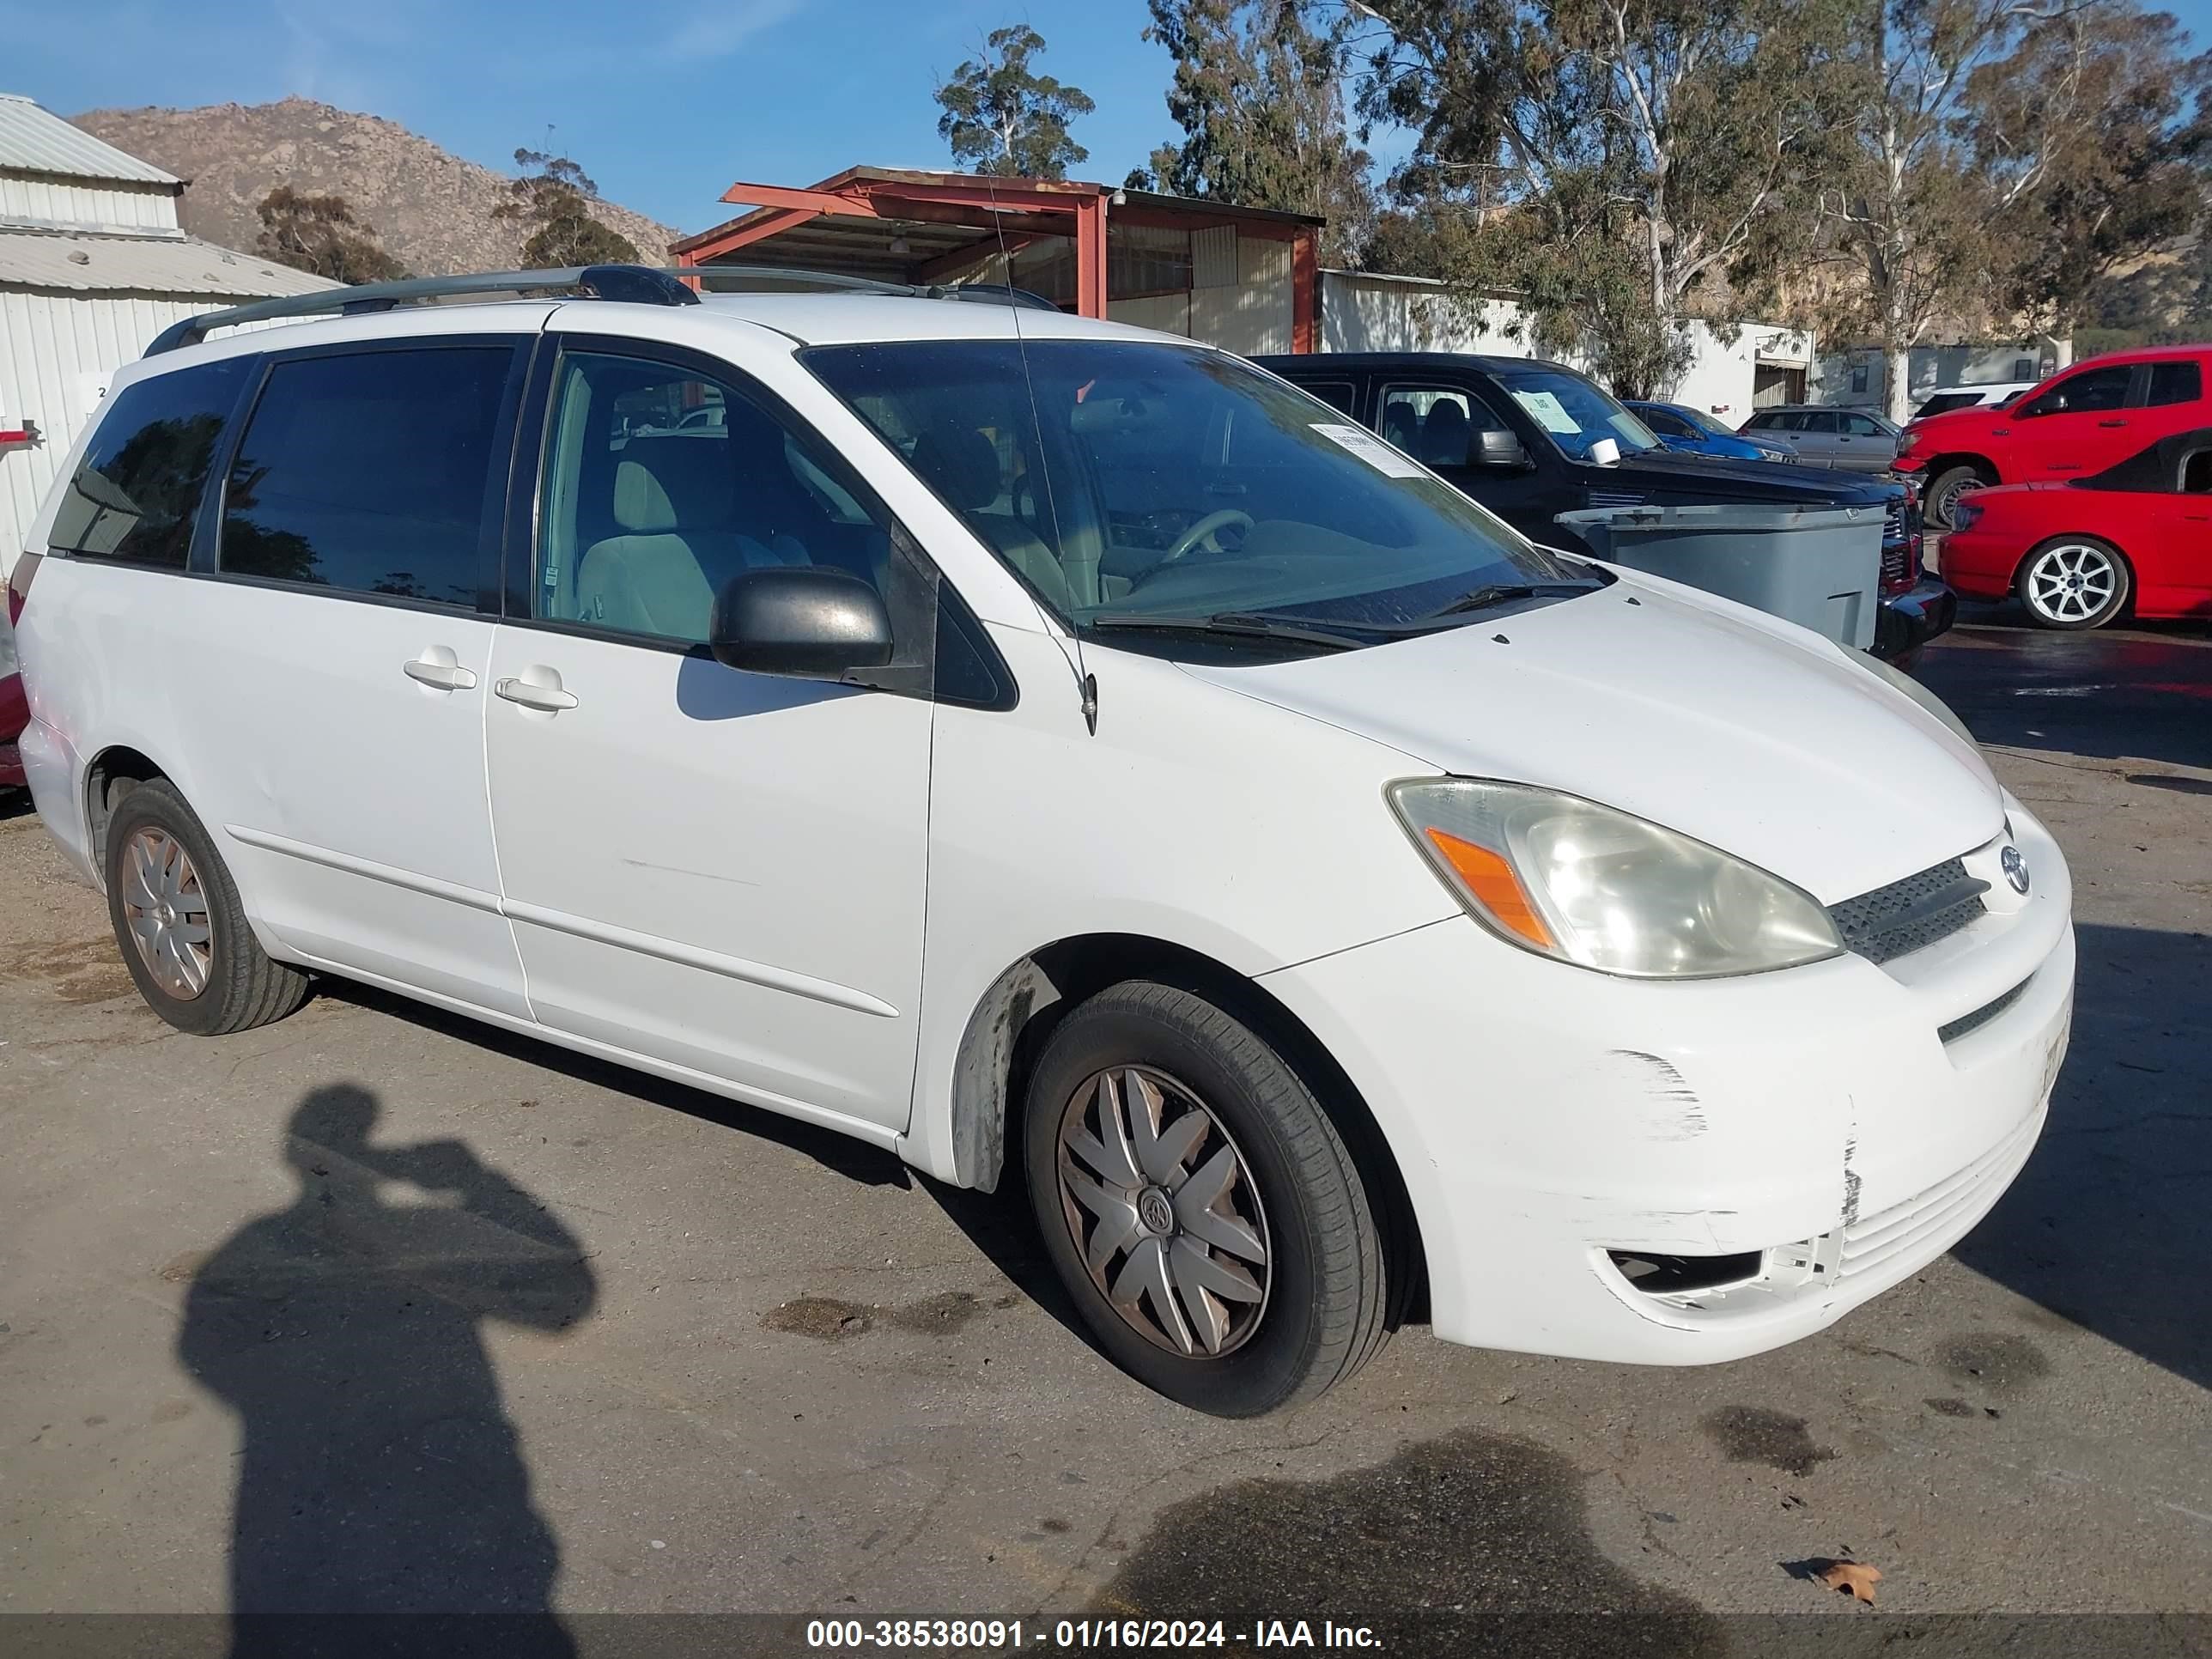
[1626,400,1796,464]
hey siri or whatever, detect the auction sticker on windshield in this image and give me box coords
[1311,422,1427,477]
[1511,391,1582,434]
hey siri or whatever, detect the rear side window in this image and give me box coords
[1300,380,1358,416]
[1746,410,1797,431]
[220,347,512,607]
[2147,362,2203,407]
[46,360,247,568]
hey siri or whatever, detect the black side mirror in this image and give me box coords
[709,567,894,678]
[1471,428,1533,470]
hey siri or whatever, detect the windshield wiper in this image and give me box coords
[1411,580,1605,624]
[1084,612,1363,651]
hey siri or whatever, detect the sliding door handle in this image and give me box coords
[403,649,477,691]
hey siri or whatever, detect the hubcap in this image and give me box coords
[120,829,212,1000]
[2027,544,2117,623]
[1055,1066,1273,1358]
[1934,477,1972,523]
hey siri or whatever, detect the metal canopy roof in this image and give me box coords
[0,94,179,186]
[0,230,335,298]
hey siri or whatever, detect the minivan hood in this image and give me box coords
[1177,580,2001,905]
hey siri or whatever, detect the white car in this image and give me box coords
[1908,382,2038,423]
[9,270,2075,1416]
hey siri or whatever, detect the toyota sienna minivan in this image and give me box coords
[9,270,2075,1415]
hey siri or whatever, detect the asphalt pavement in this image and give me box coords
[1,604,2206,1657]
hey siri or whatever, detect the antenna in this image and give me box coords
[983,175,1098,736]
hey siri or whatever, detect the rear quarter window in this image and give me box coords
[46,360,250,568]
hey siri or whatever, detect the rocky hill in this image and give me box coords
[70,97,678,276]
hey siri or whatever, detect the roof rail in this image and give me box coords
[142,262,1060,357]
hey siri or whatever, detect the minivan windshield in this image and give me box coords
[1492,367,1664,462]
[804,340,1592,643]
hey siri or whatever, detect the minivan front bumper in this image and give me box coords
[1258,798,2072,1365]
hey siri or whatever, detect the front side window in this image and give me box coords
[2020,363,2131,417]
[2147,362,2203,407]
[1840,412,1886,437]
[805,339,1586,638]
[537,351,902,646]
[46,360,248,568]
[1492,368,1662,461]
[220,348,511,606]
[1378,385,1508,470]
[1300,380,1358,416]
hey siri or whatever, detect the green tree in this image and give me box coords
[1136,0,1375,261]
[1354,0,1854,397]
[495,149,641,269]
[1968,3,2210,368]
[1808,0,2081,421]
[933,25,1096,178]
[254,187,407,284]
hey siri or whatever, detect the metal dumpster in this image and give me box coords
[1555,503,1882,651]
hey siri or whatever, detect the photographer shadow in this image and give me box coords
[179,1084,596,1655]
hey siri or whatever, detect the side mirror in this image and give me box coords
[709,567,894,678]
[1471,428,1533,470]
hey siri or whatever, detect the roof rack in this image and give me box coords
[142,262,1060,357]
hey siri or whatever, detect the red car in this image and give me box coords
[0,648,23,789]
[1938,427,2212,629]
[1896,343,2212,528]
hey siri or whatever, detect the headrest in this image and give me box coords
[1421,400,1470,465]
[612,436,735,532]
[909,427,1003,512]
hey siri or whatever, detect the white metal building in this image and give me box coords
[0,92,335,575]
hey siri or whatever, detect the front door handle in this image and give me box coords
[403,648,477,691]
[2097,418,2128,428]
[494,670,580,713]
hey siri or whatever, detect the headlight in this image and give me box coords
[1388,779,1843,978]
[1951,501,1982,531]
[1855,650,1978,750]
[1899,428,1922,454]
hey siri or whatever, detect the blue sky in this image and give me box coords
[4,0,2208,237]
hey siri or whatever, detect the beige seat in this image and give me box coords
[574,436,800,641]
[908,427,1073,611]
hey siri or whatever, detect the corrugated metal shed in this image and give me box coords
[1,95,342,574]
[0,93,179,186]
[0,229,334,297]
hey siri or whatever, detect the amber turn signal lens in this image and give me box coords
[1423,827,1554,949]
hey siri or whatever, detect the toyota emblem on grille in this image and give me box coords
[2001,844,2031,895]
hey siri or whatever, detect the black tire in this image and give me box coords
[2014,535,2131,630]
[1023,981,1391,1416]
[105,779,308,1035]
[1924,463,1990,530]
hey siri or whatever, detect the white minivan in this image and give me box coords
[9,271,2075,1415]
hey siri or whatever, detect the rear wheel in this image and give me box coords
[2017,537,2130,629]
[105,780,308,1034]
[1024,981,1392,1416]
[1925,463,1991,529]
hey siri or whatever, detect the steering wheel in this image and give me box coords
[1160,509,1255,565]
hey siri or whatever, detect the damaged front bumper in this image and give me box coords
[1259,797,2074,1365]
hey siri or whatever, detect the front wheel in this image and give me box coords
[1023,981,1393,1416]
[1924,464,1990,530]
[2017,537,2130,629]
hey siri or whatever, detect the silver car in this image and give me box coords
[1740,405,1902,472]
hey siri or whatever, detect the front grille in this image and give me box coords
[1829,856,1989,964]
[1880,498,1916,591]
[1837,1108,2043,1283]
[1938,975,2032,1044]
